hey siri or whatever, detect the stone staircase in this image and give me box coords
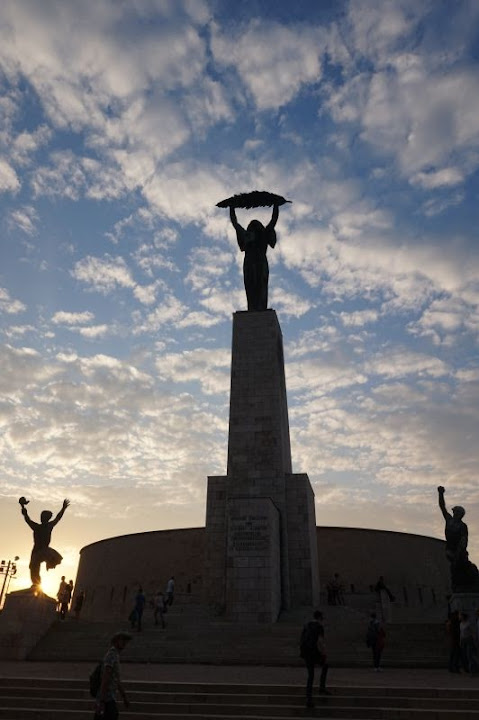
[27,605,449,668]
[1,677,479,719]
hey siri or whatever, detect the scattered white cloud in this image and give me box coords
[408,295,479,344]
[270,287,313,318]
[0,157,20,192]
[365,349,450,380]
[11,125,51,165]
[133,294,187,333]
[421,191,464,217]
[411,168,464,190]
[52,311,95,325]
[8,206,38,235]
[212,19,324,110]
[339,309,379,327]
[323,3,479,188]
[72,255,135,294]
[0,288,26,315]
[156,347,230,396]
[177,311,222,329]
[76,324,109,339]
[133,283,159,305]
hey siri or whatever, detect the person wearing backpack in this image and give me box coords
[94,631,132,719]
[300,610,331,708]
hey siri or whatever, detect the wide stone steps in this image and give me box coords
[27,610,449,667]
[1,679,479,720]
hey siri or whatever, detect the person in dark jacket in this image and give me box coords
[366,612,386,670]
[129,587,146,631]
[300,610,331,708]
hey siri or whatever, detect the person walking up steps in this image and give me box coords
[59,579,73,620]
[165,576,175,606]
[366,612,386,671]
[94,631,132,719]
[57,576,67,613]
[300,610,331,708]
[154,591,167,629]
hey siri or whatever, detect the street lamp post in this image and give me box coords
[0,557,19,609]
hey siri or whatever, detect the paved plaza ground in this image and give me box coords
[0,661,477,689]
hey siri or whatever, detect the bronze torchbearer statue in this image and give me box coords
[437,486,479,592]
[19,496,70,588]
[217,191,291,312]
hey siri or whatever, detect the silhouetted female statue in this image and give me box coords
[216,190,290,312]
[19,496,70,588]
[229,204,279,311]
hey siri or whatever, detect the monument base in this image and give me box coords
[0,588,57,660]
[204,310,320,622]
[449,592,479,615]
[225,497,281,623]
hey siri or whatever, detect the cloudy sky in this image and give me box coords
[1,0,478,596]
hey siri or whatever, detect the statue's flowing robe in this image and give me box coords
[235,225,276,311]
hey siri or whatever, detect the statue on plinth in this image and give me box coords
[19,496,70,589]
[437,486,479,591]
[217,191,291,312]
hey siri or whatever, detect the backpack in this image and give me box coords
[89,662,102,697]
[300,622,318,658]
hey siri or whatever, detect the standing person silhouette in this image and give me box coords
[300,610,331,707]
[94,630,132,720]
[229,204,279,311]
[19,497,70,588]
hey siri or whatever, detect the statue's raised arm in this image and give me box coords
[19,497,36,530]
[52,498,70,527]
[229,206,242,232]
[437,486,450,521]
[265,204,279,248]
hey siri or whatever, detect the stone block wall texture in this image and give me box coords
[317,526,450,605]
[0,590,57,660]
[204,475,227,613]
[227,310,292,480]
[286,473,320,607]
[74,526,450,621]
[74,528,205,621]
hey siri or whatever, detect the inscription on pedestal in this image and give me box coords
[229,515,270,553]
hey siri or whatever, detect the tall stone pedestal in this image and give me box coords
[205,310,319,622]
[0,588,57,659]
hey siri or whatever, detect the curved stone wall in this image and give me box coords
[74,526,449,621]
[317,526,449,615]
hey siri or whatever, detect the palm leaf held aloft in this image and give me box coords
[216,190,292,209]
